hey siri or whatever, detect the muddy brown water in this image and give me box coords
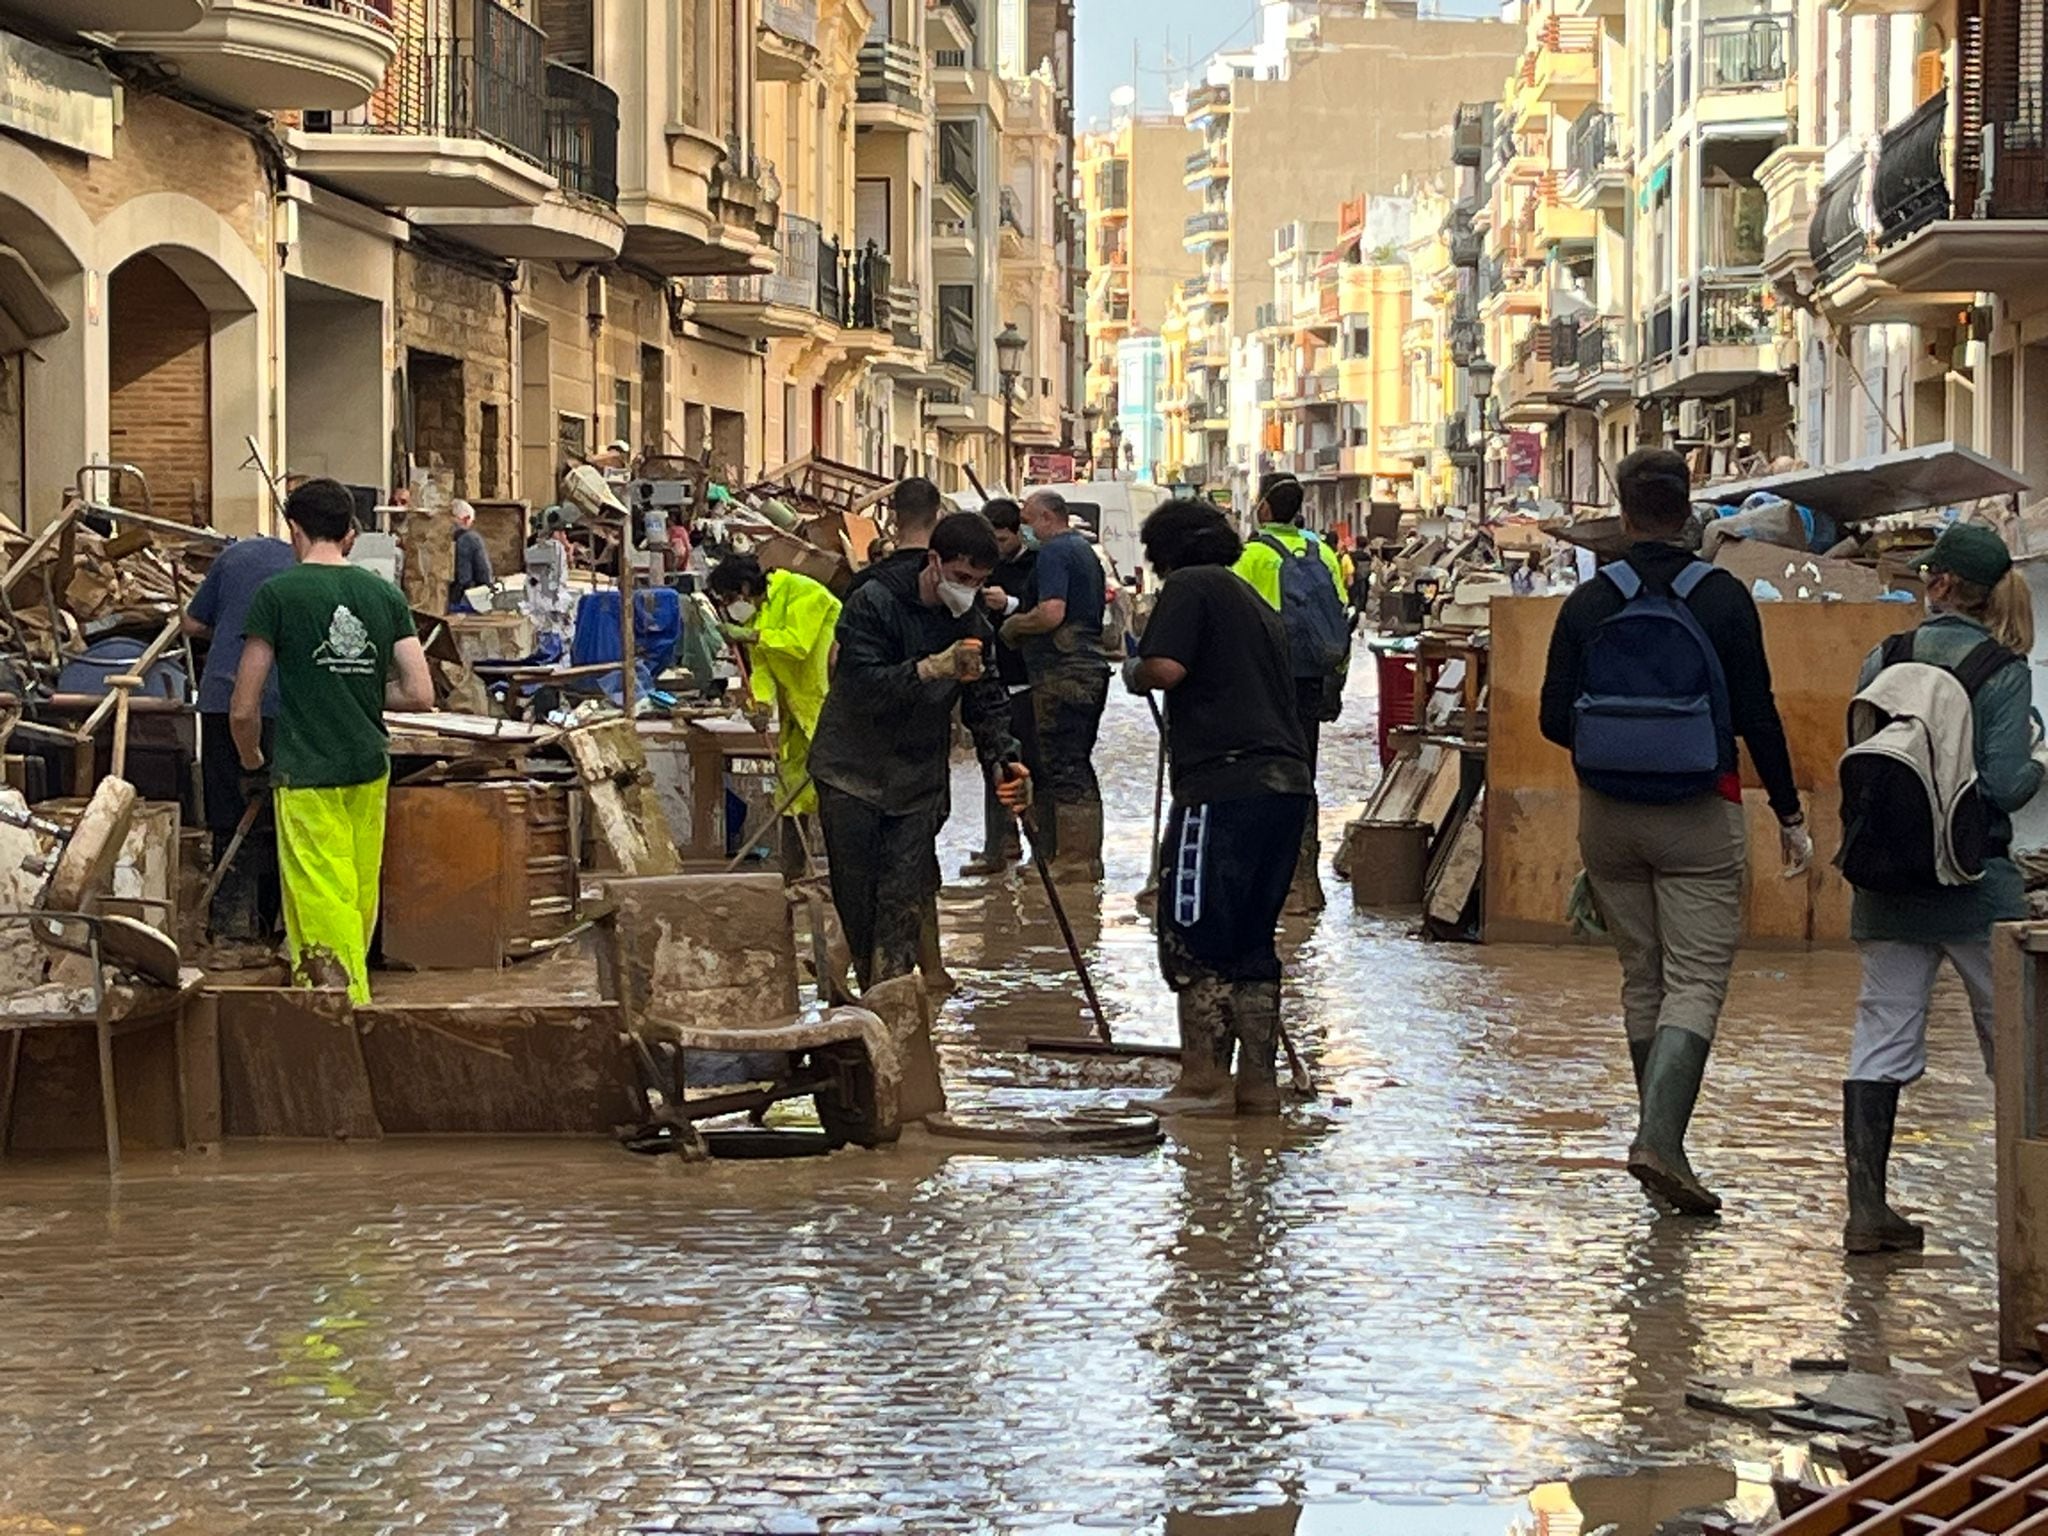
[0,663,2001,1534]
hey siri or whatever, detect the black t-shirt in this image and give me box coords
[1142,564,1313,804]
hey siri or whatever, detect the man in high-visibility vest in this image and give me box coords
[708,554,841,869]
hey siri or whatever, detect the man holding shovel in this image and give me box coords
[1125,499,1312,1115]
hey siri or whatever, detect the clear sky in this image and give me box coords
[1074,0,1504,130]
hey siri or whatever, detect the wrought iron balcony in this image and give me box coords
[1875,89,1950,246]
[1810,157,1869,288]
[1567,109,1616,186]
[544,61,618,205]
[1700,14,1791,93]
[1645,296,1674,362]
[1690,274,1773,348]
[303,0,547,163]
[1574,314,1623,373]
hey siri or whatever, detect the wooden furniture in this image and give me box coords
[380,782,578,970]
[678,717,776,862]
[0,908,206,1171]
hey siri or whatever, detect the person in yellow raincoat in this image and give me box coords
[707,554,841,866]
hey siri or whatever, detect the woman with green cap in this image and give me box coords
[1843,521,2045,1254]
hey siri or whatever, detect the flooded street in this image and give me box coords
[0,658,2003,1535]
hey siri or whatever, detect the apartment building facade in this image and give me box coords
[0,0,1074,532]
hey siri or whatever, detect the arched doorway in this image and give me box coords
[0,144,92,529]
[107,253,214,524]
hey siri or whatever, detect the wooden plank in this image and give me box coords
[214,986,380,1140]
[1484,593,1918,947]
[1426,788,1485,928]
[353,1001,638,1135]
[564,719,681,876]
[1414,750,1464,837]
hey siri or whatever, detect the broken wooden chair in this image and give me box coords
[0,776,206,1171]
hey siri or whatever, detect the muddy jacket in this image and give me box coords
[809,554,1020,815]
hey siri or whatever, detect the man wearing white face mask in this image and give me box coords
[810,511,1033,989]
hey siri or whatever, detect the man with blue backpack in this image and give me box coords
[1540,448,1811,1218]
[1234,474,1352,910]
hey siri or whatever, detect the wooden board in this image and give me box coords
[381,785,513,970]
[214,986,380,1140]
[1484,594,1918,945]
[1426,789,1485,927]
[564,719,681,876]
[354,1001,638,1135]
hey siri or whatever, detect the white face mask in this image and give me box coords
[935,579,978,618]
[725,599,757,624]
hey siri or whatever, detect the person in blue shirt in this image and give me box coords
[1000,490,1111,880]
[182,530,297,941]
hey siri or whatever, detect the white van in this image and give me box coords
[1022,479,1170,588]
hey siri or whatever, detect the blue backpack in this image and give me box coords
[1570,560,1734,803]
[1254,531,1351,682]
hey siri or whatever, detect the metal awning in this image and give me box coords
[0,244,67,355]
[1700,440,2031,522]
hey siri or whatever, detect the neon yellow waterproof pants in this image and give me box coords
[274,775,389,1005]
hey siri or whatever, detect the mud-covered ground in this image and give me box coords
[0,657,1999,1534]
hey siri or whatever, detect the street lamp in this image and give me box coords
[1466,354,1496,512]
[996,320,1027,490]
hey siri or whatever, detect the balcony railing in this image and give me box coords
[1567,109,1616,186]
[890,282,923,350]
[1181,275,1207,301]
[938,120,976,199]
[1875,88,1950,247]
[1452,101,1487,167]
[1690,274,1773,348]
[544,60,618,205]
[858,37,923,109]
[1810,158,1869,287]
[304,0,547,163]
[1652,63,1673,139]
[1575,314,1623,373]
[1094,160,1128,211]
[688,212,816,307]
[1549,314,1581,369]
[1645,296,1674,362]
[826,239,892,330]
[1186,211,1229,240]
[933,47,967,69]
[1700,14,1791,93]
[1187,81,1230,118]
[761,0,818,49]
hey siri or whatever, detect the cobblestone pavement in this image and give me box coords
[0,663,2003,1535]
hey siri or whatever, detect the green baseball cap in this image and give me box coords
[1913,522,2012,587]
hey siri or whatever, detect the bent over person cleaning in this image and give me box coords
[230,478,435,1004]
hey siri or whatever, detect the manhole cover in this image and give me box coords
[923,1107,1164,1149]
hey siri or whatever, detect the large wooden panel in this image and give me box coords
[1485,594,1918,945]
[354,1002,637,1134]
[382,785,512,970]
[215,986,380,1141]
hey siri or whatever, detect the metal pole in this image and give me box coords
[1002,377,1016,492]
[617,521,637,717]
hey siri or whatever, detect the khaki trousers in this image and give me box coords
[1578,787,1747,1044]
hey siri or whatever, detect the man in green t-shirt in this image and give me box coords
[231,478,434,1003]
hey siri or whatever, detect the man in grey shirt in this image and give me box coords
[183,533,296,941]
[450,499,495,611]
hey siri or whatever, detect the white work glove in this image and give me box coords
[1779,814,1814,879]
[1121,655,1149,695]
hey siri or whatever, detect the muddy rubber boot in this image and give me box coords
[916,894,956,997]
[1153,978,1236,1114]
[1230,979,1284,1116]
[1050,801,1104,883]
[1629,1036,1652,1099]
[1627,1026,1722,1217]
[1284,816,1325,915]
[958,848,1010,878]
[1843,1079,1925,1254]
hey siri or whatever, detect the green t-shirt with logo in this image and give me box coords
[242,562,416,788]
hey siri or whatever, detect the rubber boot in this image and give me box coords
[958,847,1012,878]
[916,893,955,997]
[1050,801,1104,883]
[1284,815,1325,916]
[1629,1036,1652,1098]
[1628,1026,1722,1216]
[1230,979,1284,1116]
[1843,1080,1925,1254]
[1154,978,1235,1114]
